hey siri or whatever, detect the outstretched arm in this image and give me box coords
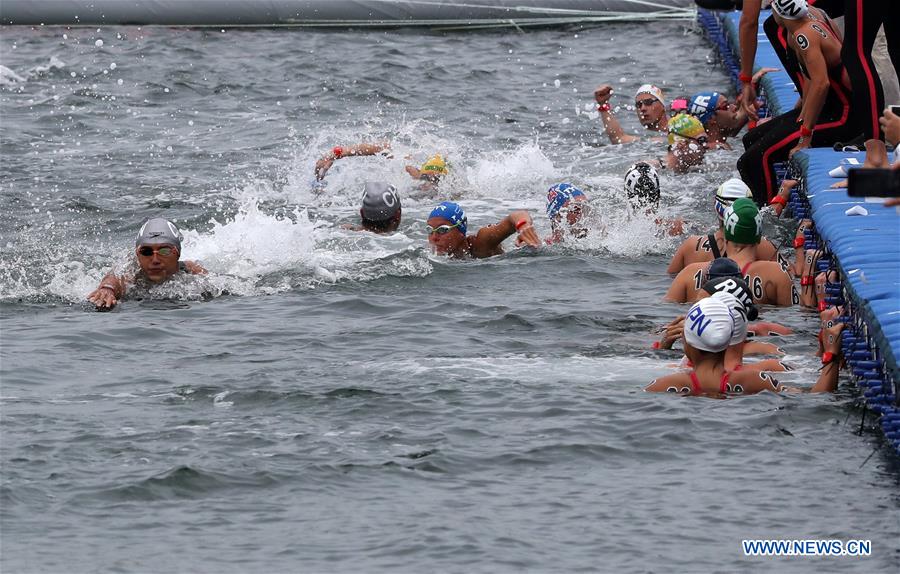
[314,141,391,180]
[469,210,540,258]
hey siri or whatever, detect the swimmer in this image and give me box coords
[667,178,785,274]
[87,218,206,310]
[426,201,541,258]
[660,113,708,174]
[343,181,402,234]
[314,142,449,192]
[666,199,797,306]
[593,84,668,144]
[686,89,761,150]
[646,294,842,396]
[623,162,683,236]
[545,183,589,244]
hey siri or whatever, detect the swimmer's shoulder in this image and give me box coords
[646,372,692,394]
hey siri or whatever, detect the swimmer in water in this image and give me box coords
[342,181,402,234]
[666,199,797,306]
[426,201,541,258]
[623,162,683,236]
[658,113,709,174]
[646,293,842,396]
[686,90,756,150]
[87,218,206,310]
[314,142,448,193]
[667,178,786,274]
[544,183,589,244]
[593,84,669,144]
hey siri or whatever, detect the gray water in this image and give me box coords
[1,22,899,573]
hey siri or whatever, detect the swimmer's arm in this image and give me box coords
[663,269,690,303]
[405,165,422,180]
[598,110,639,145]
[796,33,829,134]
[469,211,538,258]
[314,142,391,179]
[733,371,783,394]
[645,373,690,393]
[739,0,762,120]
[809,324,844,392]
[87,272,127,309]
[182,260,207,275]
[666,238,696,274]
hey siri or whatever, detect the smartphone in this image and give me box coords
[848,168,900,197]
[891,105,900,116]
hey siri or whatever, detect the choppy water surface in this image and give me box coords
[2,22,899,573]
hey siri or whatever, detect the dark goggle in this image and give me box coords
[137,246,177,257]
[426,222,462,235]
[635,97,658,108]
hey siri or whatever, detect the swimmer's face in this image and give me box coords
[136,243,180,283]
[427,216,466,256]
[669,137,707,172]
[635,95,665,127]
[552,195,588,238]
[714,99,742,133]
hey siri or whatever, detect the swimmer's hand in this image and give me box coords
[658,315,685,350]
[788,137,810,159]
[88,285,119,310]
[314,155,335,180]
[182,260,207,275]
[593,85,613,106]
[740,82,758,122]
[513,219,541,249]
[405,165,422,179]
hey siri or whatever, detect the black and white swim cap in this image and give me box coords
[360,182,401,222]
[135,218,183,250]
[624,162,661,208]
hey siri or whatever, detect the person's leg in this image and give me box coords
[841,0,885,139]
[738,109,801,205]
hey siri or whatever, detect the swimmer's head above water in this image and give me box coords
[623,162,661,210]
[714,178,753,223]
[635,84,667,129]
[546,183,588,238]
[135,218,183,283]
[360,181,402,233]
[426,201,468,255]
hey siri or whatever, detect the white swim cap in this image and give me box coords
[684,296,736,353]
[714,178,752,222]
[136,218,183,250]
[709,291,748,346]
[771,0,808,20]
[624,162,661,208]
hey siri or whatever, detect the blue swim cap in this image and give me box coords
[429,201,467,236]
[688,91,722,126]
[546,183,585,218]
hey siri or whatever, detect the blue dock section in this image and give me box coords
[698,8,900,454]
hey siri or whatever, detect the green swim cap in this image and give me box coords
[723,198,762,244]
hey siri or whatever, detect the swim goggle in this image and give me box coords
[137,246,177,257]
[668,133,708,147]
[635,97,659,108]
[426,221,463,235]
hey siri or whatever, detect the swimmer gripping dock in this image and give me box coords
[700,8,900,456]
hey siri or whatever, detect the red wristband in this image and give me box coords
[739,72,753,84]
[794,236,805,249]
[818,300,828,312]
[801,275,813,286]
[597,103,611,112]
[821,351,835,365]
[332,146,343,158]
[516,219,530,231]
[799,125,813,137]
[652,341,661,349]
[769,195,788,207]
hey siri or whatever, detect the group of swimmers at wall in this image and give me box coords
[89,0,900,397]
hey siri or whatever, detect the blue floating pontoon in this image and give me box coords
[699,8,900,454]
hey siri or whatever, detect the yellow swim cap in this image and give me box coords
[667,113,706,145]
[420,154,448,175]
